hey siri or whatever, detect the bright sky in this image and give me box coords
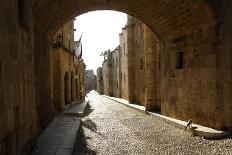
[74,11,127,74]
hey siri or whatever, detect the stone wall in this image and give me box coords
[112,47,121,97]
[1,1,232,154]
[0,1,38,154]
[52,19,85,112]
[75,58,86,101]
[144,26,162,111]
[85,70,96,93]
[133,19,145,106]
[96,67,104,94]
[102,51,113,96]
[119,28,129,100]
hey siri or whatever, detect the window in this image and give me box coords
[175,51,183,69]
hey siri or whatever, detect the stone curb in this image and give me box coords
[103,95,231,139]
[64,97,89,117]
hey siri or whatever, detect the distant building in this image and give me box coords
[102,50,113,96]
[96,67,104,94]
[85,70,97,93]
[112,46,121,97]
[98,15,161,111]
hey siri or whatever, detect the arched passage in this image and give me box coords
[1,0,232,154]
[33,0,232,131]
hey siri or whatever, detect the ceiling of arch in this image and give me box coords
[33,0,217,41]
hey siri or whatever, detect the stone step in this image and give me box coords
[64,98,89,117]
[32,115,81,155]
[103,95,231,139]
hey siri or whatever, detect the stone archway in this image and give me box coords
[1,0,232,154]
[32,0,232,131]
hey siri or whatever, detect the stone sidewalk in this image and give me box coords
[32,100,88,155]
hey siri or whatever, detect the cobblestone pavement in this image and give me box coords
[74,91,232,155]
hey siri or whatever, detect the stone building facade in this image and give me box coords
[112,46,121,97]
[96,67,104,94]
[119,28,129,100]
[1,1,232,154]
[85,70,97,93]
[100,16,161,109]
[75,58,86,102]
[52,19,86,112]
[102,51,113,96]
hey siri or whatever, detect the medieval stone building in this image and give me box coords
[100,15,161,112]
[102,50,113,96]
[1,1,232,154]
[85,70,97,93]
[52,19,86,112]
[96,67,104,94]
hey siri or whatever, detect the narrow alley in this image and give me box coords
[74,91,232,155]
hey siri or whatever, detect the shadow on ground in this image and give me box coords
[82,103,94,117]
[74,103,103,154]
[74,126,97,155]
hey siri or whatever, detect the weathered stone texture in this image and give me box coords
[144,26,162,111]
[1,0,232,154]
[119,27,129,100]
[133,18,145,106]
[52,19,86,111]
[112,47,121,97]
[85,70,96,93]
[96,67,104,94]
[0,1,38,154]
[102,51,113,96]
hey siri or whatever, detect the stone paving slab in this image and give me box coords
[103,95,231,139]
[32,116,81,155]
[64,98,89,117]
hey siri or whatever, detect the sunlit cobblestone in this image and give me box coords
[74,91,232,155]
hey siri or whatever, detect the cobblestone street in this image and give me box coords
[74,91,232,155]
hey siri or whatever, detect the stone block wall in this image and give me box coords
[112,47,121,97]
[102,51,113,96]
[1,2,232,155]
[133,19,145,106]
[160,1,232,130]
[75,58,86,101]
[85,70,96,93]
[96,67,104,94]
[119,27,129,100]
[144,26,162,111]
[52,19,85,112]
[0,1,38,154]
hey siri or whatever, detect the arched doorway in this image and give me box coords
[71,71,75,102]
[64,72,70,105]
